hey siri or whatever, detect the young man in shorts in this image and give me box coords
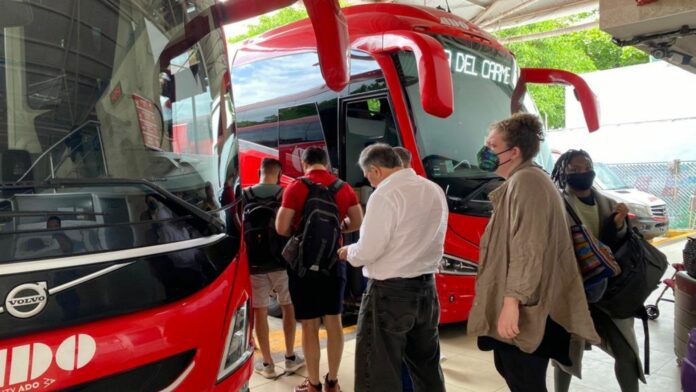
[276,148,363,392]
[245,158,305,378]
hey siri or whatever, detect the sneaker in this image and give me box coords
[294,378,321,392]
[284,354,305,373]
[253,360,276,379]
[323,374,341,392]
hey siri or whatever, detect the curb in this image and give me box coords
[651,231,695,247]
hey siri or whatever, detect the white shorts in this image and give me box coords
[251,270,292,309]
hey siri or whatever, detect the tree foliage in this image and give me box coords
[495,14,649,129]
[228,7,309,44]
[228,2,352,44]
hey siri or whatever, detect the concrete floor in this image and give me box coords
[250,239,687,391]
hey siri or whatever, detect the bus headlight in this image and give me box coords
[217,299,252,381]
[438,255,478,276]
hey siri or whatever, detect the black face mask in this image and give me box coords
[566,171,596,191]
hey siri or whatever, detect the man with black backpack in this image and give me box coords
[276,147,363,392]
[243,158,305,379]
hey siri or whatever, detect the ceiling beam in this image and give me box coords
[482,0,598,31]
[479,0,543,27]
[500,20,598,43]
[471,2,500,24]
[464,0,488,7]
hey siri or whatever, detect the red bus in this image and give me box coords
[0,1,349,390]
[231,3,600,324]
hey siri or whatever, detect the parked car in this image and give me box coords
[593,162,669,240]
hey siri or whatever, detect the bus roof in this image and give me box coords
[233,3,511,67]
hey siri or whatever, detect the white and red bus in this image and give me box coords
[231,3,601,324]
[0,0,349,390]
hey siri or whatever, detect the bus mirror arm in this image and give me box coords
[304,0,351,92]
[354,31,454,118]
[512,68,600,132]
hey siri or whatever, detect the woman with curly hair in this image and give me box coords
[468,113,599,392]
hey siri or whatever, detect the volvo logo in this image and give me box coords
[4,282,48,319]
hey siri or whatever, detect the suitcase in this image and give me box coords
[682,328,696,392]
[685,236,696,278]
[675,272,696,359]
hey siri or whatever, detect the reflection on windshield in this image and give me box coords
[0,1,237,222]
[0,182,208,263]
[396,35,554,202]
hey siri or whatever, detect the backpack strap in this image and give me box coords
[242,188,255,204]
[300,177,315,189]
[328,179,344,194]
[560,191,583,226]
[273,187,284,202]
[637,307,651,374]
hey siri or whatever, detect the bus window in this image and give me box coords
[278,103,327,178]
[343,96,400,185]
[237,109,279,149]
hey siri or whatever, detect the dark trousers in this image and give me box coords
[355,276,445,392]
[493,347,550,392]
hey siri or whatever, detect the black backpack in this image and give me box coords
[289,177,344,278]
[596,224,668,375]
[242,187,286,274]
[597,225,668,319]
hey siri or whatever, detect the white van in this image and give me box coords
[593,162,669,240]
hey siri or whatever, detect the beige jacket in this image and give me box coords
[467,162,600,352]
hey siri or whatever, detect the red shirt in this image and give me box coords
[281,169,359,229]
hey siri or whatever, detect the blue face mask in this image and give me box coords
[477,146,513,172]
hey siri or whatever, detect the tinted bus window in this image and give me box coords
[232,52,325,108]
[344,97,400,185]
[278,103,327,177]
[237,109,279,148]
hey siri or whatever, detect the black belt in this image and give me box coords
[381,274,434,282]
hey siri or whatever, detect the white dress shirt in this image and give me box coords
[346,168,448,280]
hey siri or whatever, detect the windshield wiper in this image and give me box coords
[451,159,473,171]
[446,176,502,210]
[1,178,224,234]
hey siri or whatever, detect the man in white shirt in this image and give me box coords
[337,143,448,392]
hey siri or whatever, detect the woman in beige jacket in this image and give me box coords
[467,113,599,392]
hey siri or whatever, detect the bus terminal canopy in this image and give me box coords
[368,0,696,74]
[365,0,598,32]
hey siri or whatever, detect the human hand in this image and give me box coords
[497,297,520,339]
[337,246,349,261]
[614,203,629,227]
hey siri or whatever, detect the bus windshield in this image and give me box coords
[396,35,553,204]
[0,0,236,261]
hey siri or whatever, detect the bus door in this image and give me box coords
[338,93,402,189]
[338,93,402,305]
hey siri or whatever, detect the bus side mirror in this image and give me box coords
[512,68,600,132]
[160,0,350,92]
[354,30,453,118]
